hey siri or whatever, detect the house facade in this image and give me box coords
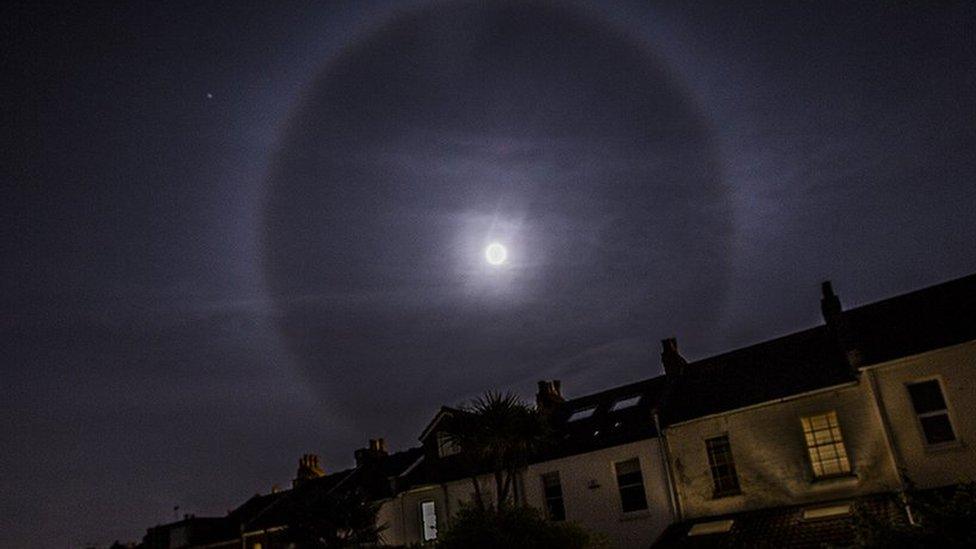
[140,273,976,548]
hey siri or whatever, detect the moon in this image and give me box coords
[485,243,507,265]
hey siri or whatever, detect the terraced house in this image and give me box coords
[141,273,976,548]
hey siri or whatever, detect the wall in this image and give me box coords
[869,340,976,489]
[379,439,670,548]
[523,439,671,549]
[664,382,901,519]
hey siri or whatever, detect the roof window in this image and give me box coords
[610,395,642,411]
[567,406,597,422]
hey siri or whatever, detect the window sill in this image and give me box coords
[923,439,965,454]
[809,474,859,489]
[619,509,652,522]
[711,491,742,500]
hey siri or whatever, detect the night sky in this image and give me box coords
[3,1,975,546]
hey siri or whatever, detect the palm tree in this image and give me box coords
[283,484,385,547]
[447,392,551,510]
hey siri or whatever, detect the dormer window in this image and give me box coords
[437,432,460,458]
[610,395,641,412]
[567,406,597,422]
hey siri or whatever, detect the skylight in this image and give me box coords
[610,395,642,411]
[567,406,597,422]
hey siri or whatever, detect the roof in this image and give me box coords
[418,406,465,442]
[660,273,976,425]
[652,494,904,548]
[545,376,669,458]
[845,273,976,366]
[660,326,854,425]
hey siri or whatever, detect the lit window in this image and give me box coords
[420,500,437,541]
[568,406,597,422]
[705,435,741,497]
[610,395,641,412]
[614,458,648,513]
[541,472,566,521]
[437,432,460,457]
[801,412,851,478]
[907,380,956,445]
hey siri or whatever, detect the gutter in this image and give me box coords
[863,368,917,525]
[654,411,681,522]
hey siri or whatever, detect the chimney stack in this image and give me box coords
[661,337,687,379]
[293,453,325,487]
[820,281,842,323]
[820,280,862,368]
[355,437,389,467]
[536,380,565,413]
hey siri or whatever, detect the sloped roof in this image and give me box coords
[660,273,976,425]
[660,326,854,425]
[545,376,669,458]
[845,272,976,366]
[652,494,904,548]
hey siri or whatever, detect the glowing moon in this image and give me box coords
[485,243,507,265]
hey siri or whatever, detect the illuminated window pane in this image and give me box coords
[801,411,851,479]
[421,501,437,541]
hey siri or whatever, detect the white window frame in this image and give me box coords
[800,411,852,479]
[905,376,960,449]
[613,457,649,514]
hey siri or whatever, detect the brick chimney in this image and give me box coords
[661,337,687,379]
[293,453,325,487]
[820,281,862,368]
[536,380,564,413]
[354,438,388,467]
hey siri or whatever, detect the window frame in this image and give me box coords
[704,434,741,498]
[905,376,960,449]
[610,395,642,412]
[613,458,649,514]
[540,471,566,521]
[567,406,597,422]
[799,410,853,480]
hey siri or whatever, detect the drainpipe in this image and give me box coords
[864,368,916,525]
[653,411,681,522]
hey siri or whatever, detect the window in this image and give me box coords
[801,411,851,478]
[437,431,460,457]
[614,458,648,512]
[907,379,957,445]
[568,406,597,422]
[610,395,641,412]
[541,471,566,521]
[420,500,437,541]
[705,435,741,497]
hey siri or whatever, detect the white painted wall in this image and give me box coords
[379,439,671,548]
[664,382,901,519]
[523,440,672,549]
[868,340,976,489]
